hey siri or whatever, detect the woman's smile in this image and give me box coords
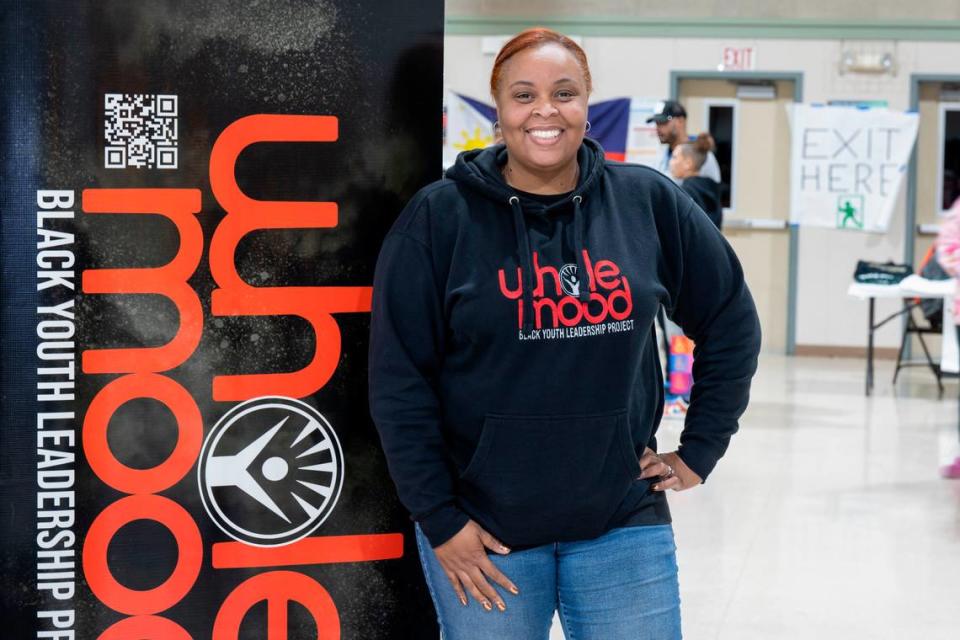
[526,126,563,144]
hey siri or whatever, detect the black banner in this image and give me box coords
[2,1,443,637]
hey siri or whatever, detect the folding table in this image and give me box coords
[847,276,956,396]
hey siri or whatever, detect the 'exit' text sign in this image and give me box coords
[720,47,756,71]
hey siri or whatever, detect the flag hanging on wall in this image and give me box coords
[443,92,497,168]
[587,97,631,161]
[443,93,642,168]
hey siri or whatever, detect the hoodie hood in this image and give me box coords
[445,139,609,328]
[445,137,608,209]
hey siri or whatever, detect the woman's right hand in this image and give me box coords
[433,519,520,611]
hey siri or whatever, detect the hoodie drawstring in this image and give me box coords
[572,195,590,303]
[510,194,590,332]
[509,196,536,331]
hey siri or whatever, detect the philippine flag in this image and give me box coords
[444,92,497,169]
[443,93,632,167]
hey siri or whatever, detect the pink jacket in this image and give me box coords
[936,199,960,324]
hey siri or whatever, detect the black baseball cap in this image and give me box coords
[646,100,687,123]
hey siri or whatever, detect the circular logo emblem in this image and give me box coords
[198,396,344,546]
[559,263,580,297]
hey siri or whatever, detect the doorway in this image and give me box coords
[673,72,802,354]
[910,77,960,265]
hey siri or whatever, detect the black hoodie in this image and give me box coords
[369,139,760,548]
[681,175,723,230]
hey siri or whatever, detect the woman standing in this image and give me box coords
[369,28,761,639]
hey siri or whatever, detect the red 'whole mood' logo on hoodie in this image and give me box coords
[498,249,633,334]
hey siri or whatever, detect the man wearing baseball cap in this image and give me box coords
[647,100,722,183]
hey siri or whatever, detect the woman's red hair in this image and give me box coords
[490,27,592,96]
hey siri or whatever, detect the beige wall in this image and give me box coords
[447,0,960,21]
[915,82,943,313]
[444,35,960,351]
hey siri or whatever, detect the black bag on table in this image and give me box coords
[853,260,912,286]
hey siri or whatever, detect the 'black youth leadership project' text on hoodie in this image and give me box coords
[369,139,761,549]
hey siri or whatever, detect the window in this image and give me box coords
[940,104,960,213]
[706,100,737,211]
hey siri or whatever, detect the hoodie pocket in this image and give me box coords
[459,409,638,546]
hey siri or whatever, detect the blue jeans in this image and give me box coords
[415,524,682,640]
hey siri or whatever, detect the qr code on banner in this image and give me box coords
[104,93,178,169]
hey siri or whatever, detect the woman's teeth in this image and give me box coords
[529,129,561,139]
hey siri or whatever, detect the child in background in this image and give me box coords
[935,197,960,478]
[669,132,723,229]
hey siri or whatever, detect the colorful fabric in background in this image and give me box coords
[668,335,695,397]
[936,198,960,324]
[443,92,633,168]
[663,334,695,418]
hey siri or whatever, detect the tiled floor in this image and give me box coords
[549,354,960,639]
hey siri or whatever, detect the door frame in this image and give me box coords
[702,96,741,214]
[906,74,960,267]
[671,70,804,354]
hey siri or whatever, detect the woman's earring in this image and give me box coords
[585,121,592,133]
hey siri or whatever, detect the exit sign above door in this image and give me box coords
[720,47,757,71]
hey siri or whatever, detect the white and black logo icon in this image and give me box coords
[198,396,344,546]
[559,263,580,297]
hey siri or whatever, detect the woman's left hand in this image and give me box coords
[637,447,702,491]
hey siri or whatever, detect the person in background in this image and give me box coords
[653,114,724,418]
[648,100,722,184]
[935,197,960,479]
[369,27,760,640]
[670,133,723,230]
